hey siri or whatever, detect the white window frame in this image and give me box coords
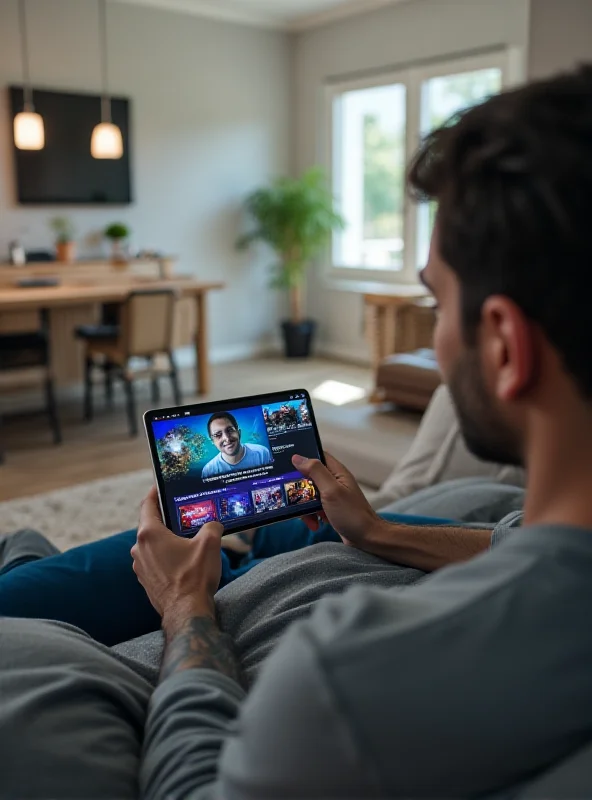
[323,48,524,292]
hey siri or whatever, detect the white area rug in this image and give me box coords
[0,469,153,551]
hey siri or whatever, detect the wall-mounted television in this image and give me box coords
[9,86,132,205]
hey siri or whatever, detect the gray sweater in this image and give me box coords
[139,522,592,799]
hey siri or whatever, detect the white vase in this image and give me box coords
[111,239,128,264]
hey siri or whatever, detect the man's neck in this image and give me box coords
[222,445,245,466]
[523,403,592,530]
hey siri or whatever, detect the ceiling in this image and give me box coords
[114,0,408,31]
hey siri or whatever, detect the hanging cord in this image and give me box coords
[98,0,112,122]
[18,0,33,110]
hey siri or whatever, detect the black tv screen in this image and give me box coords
[10,86,132,204]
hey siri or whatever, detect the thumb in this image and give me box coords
[292,454,337,494]
[197,521,225,548]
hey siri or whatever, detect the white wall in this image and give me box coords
[293,0,531,362]
[0,0,292,362]
[529,0,592,79]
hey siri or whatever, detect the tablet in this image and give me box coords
[144,389,325,537]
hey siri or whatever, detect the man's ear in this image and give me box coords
[481,296,537,401]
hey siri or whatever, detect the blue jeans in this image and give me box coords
[0,513,452,646]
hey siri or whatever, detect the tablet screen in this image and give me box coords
[145,389,324,536]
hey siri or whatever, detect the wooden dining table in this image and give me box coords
[0,277,224,396]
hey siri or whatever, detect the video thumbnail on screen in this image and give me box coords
[285,478,317,506]
[219,492,253,522]
[262,398,311,434]
[178,499,217,533]
[252,484,285,514]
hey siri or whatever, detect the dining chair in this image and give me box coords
[75,289,182,436]
[0,310,62,463]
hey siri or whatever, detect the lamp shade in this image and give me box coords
[91,121,123,159]
[14,110,44,150]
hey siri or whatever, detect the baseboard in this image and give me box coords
[315,341,371,366]
[211,341,280,364]
[177,340,370,367]
[174,341,280,368]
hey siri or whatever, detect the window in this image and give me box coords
[333,83,406,271]
[416,67,503,269]
[329,52,519,285]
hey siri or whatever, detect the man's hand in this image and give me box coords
[292,451,388,548]
[293,452,494,572]
[131,487,224,631]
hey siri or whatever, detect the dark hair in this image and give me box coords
[207,412,239,437]
[408,64,592,398]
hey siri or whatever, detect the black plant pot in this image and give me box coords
[281,319,316,358]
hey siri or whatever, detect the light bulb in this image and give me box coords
[91,122,123,159]
[14,111,44,150]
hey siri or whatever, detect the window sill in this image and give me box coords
[324,275,427,296]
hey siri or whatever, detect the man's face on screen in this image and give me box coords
[210,417,241,457]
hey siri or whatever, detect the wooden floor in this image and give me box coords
[0,357,377,502]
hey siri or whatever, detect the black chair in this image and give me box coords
[0,310,62,463]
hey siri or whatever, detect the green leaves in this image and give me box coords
[49,216,75,244]
[270,261,305,289]
[237,167,345,288]
[104,222,130,241]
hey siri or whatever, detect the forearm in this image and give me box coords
[141,606,244,800]
[360,520,491,571]
[159,608,242,684]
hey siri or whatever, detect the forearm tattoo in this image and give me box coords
[160,616,242,685]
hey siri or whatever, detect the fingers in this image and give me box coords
[301,512,328,531]
[139,486,164,528]
[323,451,349,478]
[292,454,337,494]
[301,514,320,532]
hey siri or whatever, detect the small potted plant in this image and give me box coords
[104,222,130,264]
[50,217,76,263]
[238,168,345,358]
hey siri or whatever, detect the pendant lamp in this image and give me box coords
[91,0,123,159]
[13,0,44,151]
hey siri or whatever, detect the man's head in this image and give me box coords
[408,65,592,467]
[208,412,241,457]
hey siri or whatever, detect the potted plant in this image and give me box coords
[50,217,76,263]
[238,168,345,358]
[104,222,130,264]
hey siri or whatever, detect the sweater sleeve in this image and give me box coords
[216,624,377,799]
[490,510,524,548]
[140,625,375,800]
[140,669,245,800]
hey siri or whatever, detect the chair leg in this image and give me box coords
[84,357,93,421]
[45,377,62,445]
[0,415,4,464]
[151,375,160,404]
[168,351,182,406]
[105,362,114,409]
[123,376,138,437]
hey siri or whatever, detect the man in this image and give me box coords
[131,65,592,797]
[1,65,590,798]
[201,411,272,478]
